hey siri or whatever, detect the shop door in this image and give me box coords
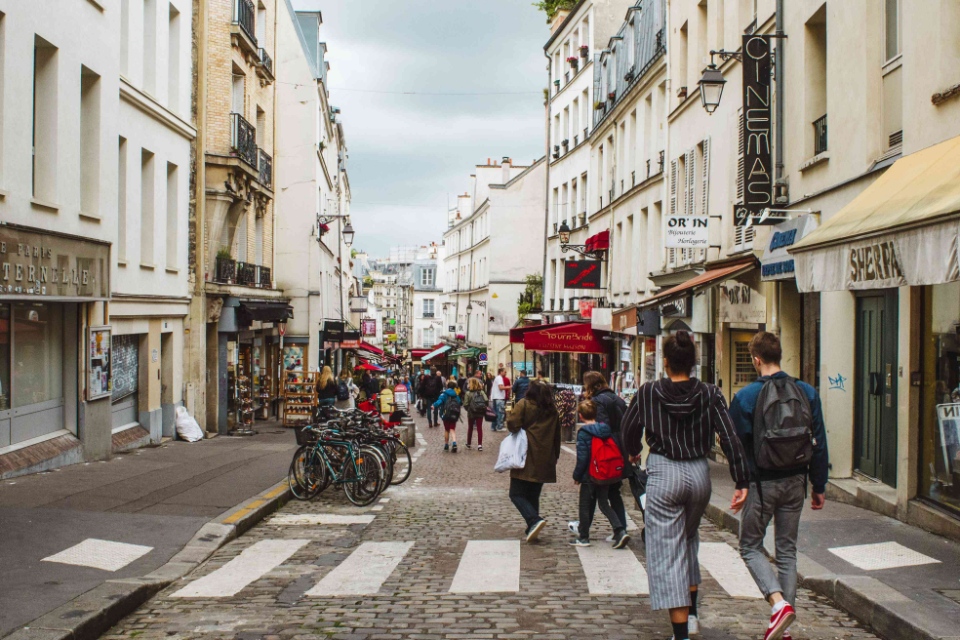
[730,331,757,398]
[855,291,899,486]
[111,334,140,429]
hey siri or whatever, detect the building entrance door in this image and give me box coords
[855,290,899,486]
[730,330,757,397]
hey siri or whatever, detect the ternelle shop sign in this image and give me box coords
[735,34,773,227]
[0,225,110,299]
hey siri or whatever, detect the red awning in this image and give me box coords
[358,341,384,355]
[522,322,607,354]
[585,229,610,252]
[509,321,578,344]
[637,257,757,309]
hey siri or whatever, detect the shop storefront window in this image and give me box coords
[922,281,960,516]
[0,306,9,411]
[13,303,63,408]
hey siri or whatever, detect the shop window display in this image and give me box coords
[13,303,63,408]
[922,281,960,516]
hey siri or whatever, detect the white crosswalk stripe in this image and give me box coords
[577,544,649,594]
[269,514,375,526]
[306,541,414,596]
[171,539,309,598]
[828,541,941,571]
[697,542,764,598]
[449,540,520,593]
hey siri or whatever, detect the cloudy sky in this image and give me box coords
[290,0,550,257]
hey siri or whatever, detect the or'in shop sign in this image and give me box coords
[665,216,709,248]
[736,34,773,227]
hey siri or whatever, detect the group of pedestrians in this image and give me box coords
[502,331,828,640]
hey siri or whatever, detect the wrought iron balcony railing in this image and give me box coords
[237,261,258,286]
[259,266,271,288]
[231,113,257,168]
[233,0,256,44]
[813,114,828,155]
[258,48,273,76]
[258,148,272,186]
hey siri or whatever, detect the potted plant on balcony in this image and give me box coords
[608,90,616,102]
[566,55,579,71]
[580,45,589,59]
[215,247,236,284]
[594,100,604,112]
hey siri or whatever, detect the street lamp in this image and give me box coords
[342,222,355,247]
[557,220,607,260]
[698,63,726,114]
[558,220,572,245]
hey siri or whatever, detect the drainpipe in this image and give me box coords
[770,0,785,336]
[541,48,552,326]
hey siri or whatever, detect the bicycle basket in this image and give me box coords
[294,425,319,446]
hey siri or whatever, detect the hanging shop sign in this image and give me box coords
[736,34,773,226]
[718,280,766,324]
[761,214,819,281]
[88,325,112,400]
[660,295,692,319]
[0,224,110,299]
[321,320,345,343]
[579,298,596,319]
[564,260,602,289]
[636,307,661,336]
[665,216,709,248]
[361,318,377,337]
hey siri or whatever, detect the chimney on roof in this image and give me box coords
[502,157,511,165]
[550,8,571,34]
[487,157,490,165]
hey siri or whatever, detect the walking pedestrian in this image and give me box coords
[463,376,488,451]
[729,332,829,640]
[490,366,510,431]
[568,371,629,544]
[555,386,578,443]
[506,380,560,542]
[621,331,750,640]
[317,366,338,405]
[419,368,443,427]
[513,369,530,402]
[570,399,630,549]
[433,380,461,452]
[335,368,358,410]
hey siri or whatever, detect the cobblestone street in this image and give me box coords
[102,415,880,640]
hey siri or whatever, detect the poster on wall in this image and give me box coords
[936,404,960,477]
[283,344,305,372]
[88,326,112,400]
[361,318,377,336]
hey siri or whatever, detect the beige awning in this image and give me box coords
[789,135,960,291]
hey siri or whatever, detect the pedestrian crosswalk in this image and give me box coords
[167,531,766,600]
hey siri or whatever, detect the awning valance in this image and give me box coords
[636,258,757,310]
[422,344,452,362]
[509,321,576,344]
[585,229,610,251]
[451,347,482,358]
[238,300,293,324]
[522,322,606,354]
[790,135,960,291]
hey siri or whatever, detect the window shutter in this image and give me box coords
[699,137,710,262]
[685,149,695,216]
[668,159,678,267]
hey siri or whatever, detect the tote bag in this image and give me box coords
[494,429,528,473]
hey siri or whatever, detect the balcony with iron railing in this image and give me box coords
[231,0,258,56]
[258,148,272,186]
[213,256,273,289]
[257,47,274,81]
[231,113,258,168]
[813,114,828,155]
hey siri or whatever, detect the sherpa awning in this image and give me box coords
[790,135,960,291]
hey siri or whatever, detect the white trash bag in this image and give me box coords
[175,406,204,442]
[494,429,528,473]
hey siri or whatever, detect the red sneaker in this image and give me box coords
[763,603,796,640]
[782,635,793,640]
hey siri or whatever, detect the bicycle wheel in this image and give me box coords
[390,442,412,485]
[342,446,383,506]
[288,446,323,500]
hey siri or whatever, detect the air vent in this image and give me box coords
[889,130,903,148]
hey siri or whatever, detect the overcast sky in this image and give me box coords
[290,0,549,257]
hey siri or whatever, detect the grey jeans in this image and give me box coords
[738,474,805,606]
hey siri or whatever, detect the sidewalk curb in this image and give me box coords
[703,499,959,640]
[4,479,292,640]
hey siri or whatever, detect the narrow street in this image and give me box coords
[99,415,878,640]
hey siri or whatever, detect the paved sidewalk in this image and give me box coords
[0,422,298,637]
[706,461,960,640]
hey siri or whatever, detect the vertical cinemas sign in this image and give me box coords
[736,34,773,226]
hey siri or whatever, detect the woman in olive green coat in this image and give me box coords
[506,380,561,542]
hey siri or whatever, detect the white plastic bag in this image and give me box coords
[175,406,204,442]
[494,429,528,473]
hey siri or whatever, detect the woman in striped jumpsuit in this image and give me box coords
[621,331,750,640]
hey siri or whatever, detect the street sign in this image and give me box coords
[278,323,286,336]
[665,216,709,247]
[478,352,488,363]
[564,260,602,289]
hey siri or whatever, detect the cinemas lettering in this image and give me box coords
[849,241,904,283]
[738,34,773,226]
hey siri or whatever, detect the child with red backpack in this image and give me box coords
[570,400,629,549]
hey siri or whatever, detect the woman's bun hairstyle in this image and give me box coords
[663,331,697,376]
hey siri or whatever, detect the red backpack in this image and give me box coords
[590,436,625,484]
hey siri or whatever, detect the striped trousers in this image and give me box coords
[644,453,711,611]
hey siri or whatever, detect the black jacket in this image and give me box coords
[591,388,626,433]
[420,375,444,400]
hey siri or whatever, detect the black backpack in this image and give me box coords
[441,394,462,423]
[466,391,487,414]
[752,377,814,471]
[337,380,350,401]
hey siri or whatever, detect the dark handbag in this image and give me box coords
[484,405,496,422]
[627,464,649,513]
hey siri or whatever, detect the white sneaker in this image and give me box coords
[605,533,615,542]
[567,521,579,534]
[688,614,700,635]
